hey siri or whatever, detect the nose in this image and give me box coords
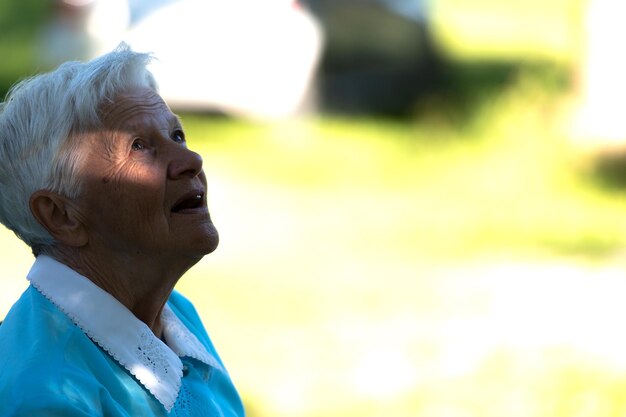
[168,145,203,179]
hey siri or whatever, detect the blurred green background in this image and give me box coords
[4,1,626,417]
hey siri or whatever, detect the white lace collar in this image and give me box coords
[27,255,221,412]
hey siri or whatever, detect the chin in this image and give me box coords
[204,228,219,254]
[198,224,219,255]
[178,221,219,260]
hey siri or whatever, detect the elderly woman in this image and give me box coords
[0,45,245,416]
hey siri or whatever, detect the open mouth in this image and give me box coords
[171,192,205,213]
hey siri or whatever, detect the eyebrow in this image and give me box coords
[171,114,183,129]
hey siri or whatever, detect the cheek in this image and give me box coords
[91,172,164,219]
[81,158,167,219]
[119,185,165,222]
[108,163,164,198]
[108,160,159,187]
[93,187,166,242]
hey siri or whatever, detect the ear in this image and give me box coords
[29,190,88,248]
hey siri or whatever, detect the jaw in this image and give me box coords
[166,214,219,257]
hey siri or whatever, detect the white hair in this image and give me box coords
[0,43,158,253]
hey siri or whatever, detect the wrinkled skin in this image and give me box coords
[40,86,219,335]
[75,87,218,265]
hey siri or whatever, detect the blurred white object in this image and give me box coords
[43,0,323,119]
[571,0,626,142]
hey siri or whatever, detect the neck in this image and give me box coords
[48,247,196,338]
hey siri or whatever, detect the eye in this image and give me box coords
[131,138,147,151]
[172,129,186,144]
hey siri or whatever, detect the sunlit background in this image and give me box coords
[3,1,626,416]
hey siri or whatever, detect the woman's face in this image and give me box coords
[72,86,218,264]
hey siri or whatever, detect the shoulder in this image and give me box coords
[0,287,115,415]
[0,286,79,354]
[0,286,78,359]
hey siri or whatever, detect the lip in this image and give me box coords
[170,188,208,214]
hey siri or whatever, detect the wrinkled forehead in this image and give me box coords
[99,86,180,131]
